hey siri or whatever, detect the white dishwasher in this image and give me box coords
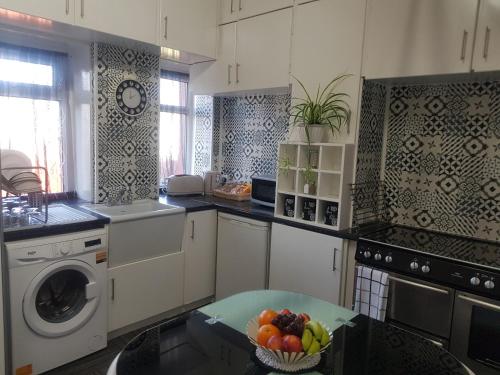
[216,213,270,300]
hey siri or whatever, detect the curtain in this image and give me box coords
[159,71,189,184]
[0,43,68,193]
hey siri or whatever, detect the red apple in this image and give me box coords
[266,335,283,351]
[298,313,311,323]
[282,335,303,353]
[279,308,292,315]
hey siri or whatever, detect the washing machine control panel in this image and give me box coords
[7,230,108,263]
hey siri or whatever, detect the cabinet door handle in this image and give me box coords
[230,0,234,13]
[80,0,84,18]
[65,0,69,15]
[483,26,491,59]
[332,248,337,271]
[191,220,195,239]
[239,0,242,11]
[227,64,232,85]
[460,30,468,61]
[164,16,168,40]
[111,278,115,301]
[236,63,240,84]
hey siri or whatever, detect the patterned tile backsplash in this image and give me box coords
[356,77,500,242]
[193,93,291,181]
[92,43,160,203]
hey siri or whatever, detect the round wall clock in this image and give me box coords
[116,79,147,116]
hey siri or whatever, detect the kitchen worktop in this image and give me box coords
[4,194,360,242]
[110,290,471,375]
[159,194,359,241]
[3,199,110,242]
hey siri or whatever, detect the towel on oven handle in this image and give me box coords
[354,266,389,322]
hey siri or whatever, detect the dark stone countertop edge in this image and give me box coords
[161,195,359,241]
[4,195,359,242]
[3,199,110,242]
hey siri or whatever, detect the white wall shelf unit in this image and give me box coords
[275,142,354,231]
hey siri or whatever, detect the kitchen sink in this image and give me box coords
[82,199,185,223]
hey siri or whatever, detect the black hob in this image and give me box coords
[356,225,500,300]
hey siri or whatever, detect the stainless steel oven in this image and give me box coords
[451,292,500,375]
[386,272,454,348]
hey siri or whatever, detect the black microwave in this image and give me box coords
[251,176,276,208]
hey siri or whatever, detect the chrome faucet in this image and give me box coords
[107,187,133,206]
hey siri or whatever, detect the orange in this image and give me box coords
[258,309,278,327]
[257,324,281,346]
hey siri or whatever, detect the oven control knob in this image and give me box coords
[421,265,430,273]
[363,251,372,259]
[410,261,419,271]
[374,253,382,261]
[485,280,495,290]
[385,255,393,263]
[470,277,481,286]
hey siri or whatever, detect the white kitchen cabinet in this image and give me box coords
[269,223,343,304]
[363,0,478,79]
[238,0,293,20]
[74,0,159,45]
[219,0,238,24]
[0,0,75,24]
[216,213,270,300]
[235,8,292,91]
[161,0,217,59]
[219,0,293,24]
[472,0,500,72]
[108,252,184,332]
[183,210,217,304]
[190,22,236,95]
[191,8,292,94]
[291,0,365,142]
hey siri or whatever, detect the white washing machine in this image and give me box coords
[6,228,108,374]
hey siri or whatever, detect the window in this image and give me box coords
[0,43,68,193]
[159,70,189,185]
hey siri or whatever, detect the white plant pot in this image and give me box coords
[288,124,326,143]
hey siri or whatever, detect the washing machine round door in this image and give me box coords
[23,259,101,337]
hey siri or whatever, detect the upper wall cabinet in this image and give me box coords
[161,0,217,59]
[291,0,366,142]
[363,0,478,79]
[190,8,292,94]
[472,0,500,72]
[74,0,159,45]
[0,0,75,24]
[235,8,292,91]
[189,22,236,94]
[219,0,293,24]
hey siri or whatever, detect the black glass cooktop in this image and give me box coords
[360,225,500,270]
[115,311,470,375]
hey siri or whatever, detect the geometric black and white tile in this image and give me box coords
[357,77,500,242]
[216,93,290,181]
[192,92,291,181]
[92,43,160,203]
[192,95,214,175]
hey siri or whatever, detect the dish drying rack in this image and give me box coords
[350,180,390,229]
[1,166,49,224]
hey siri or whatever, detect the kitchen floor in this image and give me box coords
[43,320,169,375]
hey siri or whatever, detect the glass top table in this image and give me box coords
[111,290,471,375]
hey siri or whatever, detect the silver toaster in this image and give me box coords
[165,174,204,196]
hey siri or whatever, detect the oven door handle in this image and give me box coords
[389,276,450,295]
[457,294,500,312]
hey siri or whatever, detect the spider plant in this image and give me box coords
[290,74,352,143]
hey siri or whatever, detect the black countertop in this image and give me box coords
[113,311,470,375]
[3,199,110,242]
[159,194,359,240]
